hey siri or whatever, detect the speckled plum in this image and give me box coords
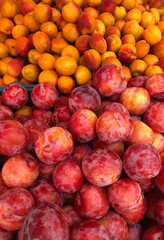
[142,225,164,240]
[32,109,53,127]
[63,205,82,228]
[126,223,143,240]
[155,198,164,227]
[0,227,15,240]
[0,105,14,120]
[51,106,72,126]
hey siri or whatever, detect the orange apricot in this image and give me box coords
[38,70,58,86]
[20,77,31,84]
[105,26,121,38]
[101,51,116,61]
[33,31,51,53]
[86,0,102,7]
[83,7,99,19]
[152,132,164,154]
[147,8,160,24]
[158,21,164,34]
[83,49,101,70]
[38,53,56,71]
[106,34,122,52]
[0,78,3,85]
[33,3,52,23]
[40,21,58,40]
[140,12,156,29]
[61,45,80,62]
[55,56,77,75]
[0,18,15,35]
[102,56,122,69]
[0,43,9,59]
[62,2,82,22]
[121,34,136,45]
[20,0,36,15]
[99,12,115,27]
[114,6,126,21]
[23,11,40,33]
[129,59,147,76]
[15,106,33,117]
[143,25,162,46]
[122,20,140,38]
[77,12,95,35]
[3,74,18,85]
[153,41,164,59]
[5,39,18,57]
[122,66,132,82]
[121,0,135,10]
[89,33,107,53]
[74,65,92,85]
[135,40,150,58]
[51,38,68,54]
[12,25,29,39]
[143,54,159,67]
[57,76,75,95]
[1,0,20,19]
[62,23,80,42]
[93,19,106,36]
[22,64,41,83]
[0,32,7,43]
[114,20,126,32]
[135,25,144,41]
[144,65,163,77]
[118,43,137,64]
[28,49,42,65]
[51,7,61,22]
[125,8,142,23]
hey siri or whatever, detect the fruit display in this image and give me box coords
[0,0,164,239]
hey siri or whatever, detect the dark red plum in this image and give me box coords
[82,149,122,187]
[52,160,84,194]
[70,219,110,240]
[155,198,164,227]
[128,75,147,88]
[142,225,164,240]
[18,203,70,240]
[0,227,15,240]
[29,179,64,206]
[70,144,91,163]
[0,105,14,120]
[101,102,129,115]
[2,83,28,110]
[0,120,29,156]
[99,210,128,240]
[68,85,101,113]
[32,109,53,127]
[138,178,155,193]
[31,82,59,110]
[123,143,162,181]
[0,188,34,231]
[143,102,164,133]
[51,106,72,128]
[155,166,164,194]
[38,161,56,180]
[63,205,82,228]
[126,223,143,240]
[96,110,134,144]
[74,182,110,219]
[14,115,33,124]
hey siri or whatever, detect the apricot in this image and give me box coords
[106,34,122,52]
[7,59,23,77]
[129,59,147,76]
[83,49,101,70]
[62,2,82,22]
[74,65,92,85]
[15,105,33,117]
[57,76,75,95]
[125,8,142,23]
[22,64,41,83]
[40,21,58,40]
[38,70,58,86]
[148,8,160,24]
[75,35,90,54]
[55,56,77,75]
[143,54,159,67]
[100,0,116,14]
[121,0,135,10]
[38,53,56,71]
[122,20,140,38]
[33,31,51,53]
[12,25,29,40]
[153,41,164,59]
[115,20,126,32]
[143,25,162,46]
[0,18,14,35]
[23,11,41,33]
[28,49,42,65]
[158,21,164,34]
[51,7,61,22]
[122,66,132,82]
[3,74,18,85]
[1,0,20,19]
[62,23,80,42]
[33,3,52,23]
[89,33,107,53]
[83,7,99,19]
[105,26,121,38]
[77,12,95,35]
[15,36,31,57]
[114,6,126,21]
[20,0,36,15]
[102,56,122,69]
[0,43,9,59]
[121,34,136,45]
[51,38,68,54]
[135,40,150,59]
[61,45,79,62]
[101,51,116,61]
[145,65,163,77]
[118,44,137,64]
[135,25,144,41]
[125,120,154,146]
[0,32,7,43]
[99,12,115,27]
[140,12,156,29]
[120,87,150,115]
[93,19,106,35]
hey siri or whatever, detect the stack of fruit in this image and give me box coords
[0,0,164,239]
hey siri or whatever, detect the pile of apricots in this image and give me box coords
[0,0,164,91]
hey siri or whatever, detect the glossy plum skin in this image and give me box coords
[14,115,33,124]
[128,75,147,88]
[68,109,97,143]
[145,73,164,100]
[126,223,143,240]
[99,210,128,240]
[70,144,91,163]
[101,102,129,116]
[156,166,164,194]
[0,173,9,196]
[18,203,70,240]
[51,106,72,126]
[68,85,101,113]
[82,149,122,187]
[96,110,134,144]
[0,120,29,156]
[70,219,110,240]
[35,127,74,164]
[74,182,110,219]
[143,102,164,133]
[52,160,85,194]
[108,178,143,214]
[142,225,164,240]
[2,83,28,110]
[93,64,127,97]
[38,161,56,180]
[155,198,164,227]
[123,143,162,181]
[31,82,59,110]
[0,105,14,120]
[138,178,155,193]
[0,188,34,231]
[29,179,64,206]
[63,205,82,228]
[32,109,53,127]
[1,153,39,188]
[0,227,15,240]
